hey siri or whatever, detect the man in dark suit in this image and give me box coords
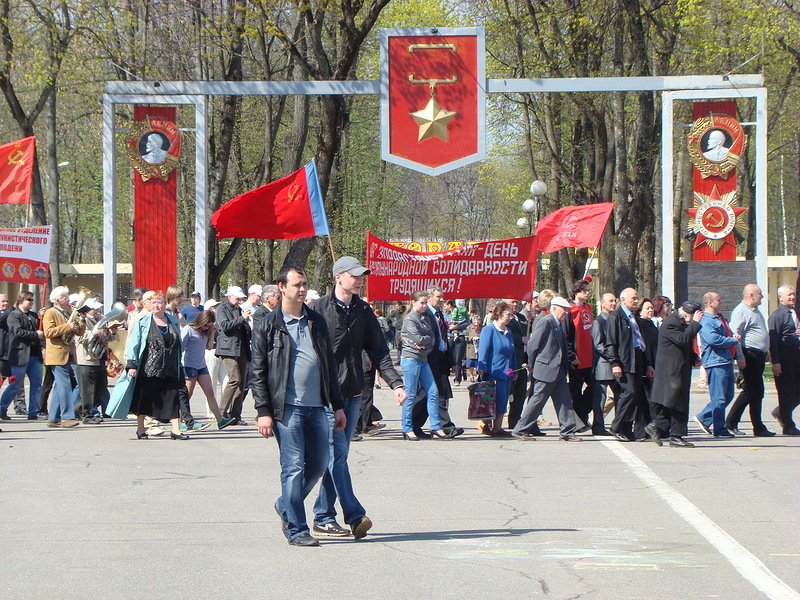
[512,297,580,441]
[590,292,618,436]
[411,286,464,439]
[768,284,800,435]
[605,287,652,442]
[503,298,528,429]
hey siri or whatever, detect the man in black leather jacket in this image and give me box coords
[252,266,345,547]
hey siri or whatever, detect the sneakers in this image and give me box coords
[350,516,373,540]
[82,416,103,424]
[312,521,350,537]
[217,417,236,430]
[288,533,319,547]
[180,422,211,431]
[693,416,712,435]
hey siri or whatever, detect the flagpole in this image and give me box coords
[326,235,336,263]
[582,245,599,280]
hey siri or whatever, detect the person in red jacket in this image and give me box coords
[569,279,595,432]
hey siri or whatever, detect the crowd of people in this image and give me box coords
[0,267,797,547]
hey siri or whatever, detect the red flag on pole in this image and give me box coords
[0,136,35,205]
[211,160,329,240]
[534,202,614,253]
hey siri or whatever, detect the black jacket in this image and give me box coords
[6,307,43,366]
[605,306,650,374]
[768,304,800,366]
[215,300,251,359]
[310,291,402,397]
[251,305,344,421]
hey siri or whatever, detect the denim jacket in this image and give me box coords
[700,312,741,367]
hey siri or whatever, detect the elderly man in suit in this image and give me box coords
[605,287,653,442]
[512,296,581,441]
[768,284,800,435]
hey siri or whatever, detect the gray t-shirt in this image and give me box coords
[181,326,209,369]
[729,301,769,353]
[284,309,322,407]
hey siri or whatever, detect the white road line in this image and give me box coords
[602,440,800,600]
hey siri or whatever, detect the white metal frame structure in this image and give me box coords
[661,87,768,306]
[102,74,765,304]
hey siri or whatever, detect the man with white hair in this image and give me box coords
[252,285,280,327]
[513,296,580,441]
[605,287,651,442]
[768,284,800,435]
[43,286,84,428]
[215,286,251,425]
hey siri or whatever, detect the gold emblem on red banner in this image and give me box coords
[127,116,182,182]
[686,185,748,254]
[688,114,747,179]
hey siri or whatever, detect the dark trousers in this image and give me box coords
[357,366,384,433]
[592,378,619,432]
[726,348,767,432]
[39,364,55,414]
[507,368,529,429]
[774,351,800,432]
[652,403,688,438]
[568,365,594,427]
[635,376,653,439]
[451,338,467,383]
[75,364,108,420]
[611,350,644,438]
[178,375,195,426]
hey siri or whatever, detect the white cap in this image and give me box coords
[248,284,263,296]
[550,296,572,309]
[204,299,219,309]
[68,293,79,305]
[531,291,540,299]
[307,290,320,301]
[226,286,247,299]
[86,298,103,310]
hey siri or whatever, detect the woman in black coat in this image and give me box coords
[647,301,704,447]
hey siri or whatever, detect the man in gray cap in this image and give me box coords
[309,256,407,540]
[513,296,581,441]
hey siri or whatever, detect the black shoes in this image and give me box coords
[136,431,148,439]
[0,413,10,421]
[170,432,190,440]
[448,427,465,438]
[413,428,432,439]
[669,436,694,447]
[754,429,776,437]
[613,432,631,442]
[430,430,450,439]
[561,434,582,442]
[312,521,350,537]
[728,428,745,436]
[350,516,372,540]
[289,533,319,547]
[644,423,663,446]
[275,500,289,540]
[784,428,800,436]
[715,430,735,438]
[592,429,611,436]
[402,432,420,441]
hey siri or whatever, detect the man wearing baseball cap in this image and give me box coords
[215,286,251,425]
[513,296,581,441]
[308,256,407,540]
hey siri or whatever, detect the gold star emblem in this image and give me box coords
[410,96,456,142]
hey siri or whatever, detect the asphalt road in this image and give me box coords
[1,376,797,600]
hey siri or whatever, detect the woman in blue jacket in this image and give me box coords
[477,301,516,437]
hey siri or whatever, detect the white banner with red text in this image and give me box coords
[0,226,51,285]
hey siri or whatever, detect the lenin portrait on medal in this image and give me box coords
[701,128,733,163]
[139,131,171,165]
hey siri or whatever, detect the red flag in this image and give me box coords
[211,160,329,240]
[534,202,614,253]
[0,136,35,205]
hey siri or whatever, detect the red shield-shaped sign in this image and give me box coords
[381,27,485,176]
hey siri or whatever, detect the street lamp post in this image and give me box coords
[517,180,546,236]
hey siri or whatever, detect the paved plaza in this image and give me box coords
[1,375,798,600]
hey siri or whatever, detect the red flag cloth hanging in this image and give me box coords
[211,160,329,240]
[0,136,35,205]
[534,202,615,253]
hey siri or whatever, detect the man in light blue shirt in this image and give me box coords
[694,292,742,438]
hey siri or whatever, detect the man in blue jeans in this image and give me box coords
[694,292,743,438]
[252,266,346,547]
[310,257,407,540]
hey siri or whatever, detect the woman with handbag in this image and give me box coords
[477,301,516,437]
[125,292,188,440]
[399,291,442,440]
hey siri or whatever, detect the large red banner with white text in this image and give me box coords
[366,232,537,301]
